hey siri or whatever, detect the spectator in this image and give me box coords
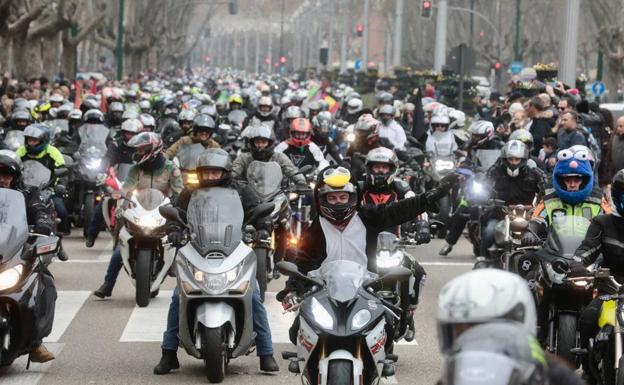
[607,116,624,180]
[539,136,558,173]
[557,111,587,150]
[524,95,554,156]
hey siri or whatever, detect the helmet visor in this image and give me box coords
[442,352,525,385]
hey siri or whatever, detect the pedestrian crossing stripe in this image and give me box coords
[44,291,91,343]
[0,343,64,384]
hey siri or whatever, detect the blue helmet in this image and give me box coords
[552,146,594,205]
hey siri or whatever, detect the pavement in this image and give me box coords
[1,231,476,385]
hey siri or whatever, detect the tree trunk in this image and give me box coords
[41,34,60,81]
[0,36,11,74]
[605,56,622,103]
[13,35,44,80]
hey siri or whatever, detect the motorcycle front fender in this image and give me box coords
[195,302,237,334]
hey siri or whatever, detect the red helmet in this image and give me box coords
[289,118,312,147]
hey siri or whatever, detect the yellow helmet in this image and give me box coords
[228,94,243,105]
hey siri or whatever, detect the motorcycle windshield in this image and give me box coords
[78,124,110,157]
[3,130,24,151]
[22,160,52,188]
[227,110,247,126]
[114,163,133,182]
[46,119,69,137]
[177,143,206,170]
[377,232,399,252]
[314,260,370,303]
[545,215,591,258]
[247,161,283,198]
[0,189,28,262]
[133,188,166,211]
[443,352,524,385]
[474,149,501,171]
[186,187,243,255]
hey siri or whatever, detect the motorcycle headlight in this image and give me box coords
[544,262,566,285]
[193,262,243,294]
[351,309,371,330]
[346,133,355,142]
[288,192,298,201]
[184,172,199,186]
[135,214,165,232]
[311,297,334,330]
[85,158,102,170]
[0,264,23,291]
[376,250,402,269]
[472,181,483,194]
[435,159,454,171]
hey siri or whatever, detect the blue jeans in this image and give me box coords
[104,245,123,286]
[162,280,274,356]
[52,195,68,222]
[86,202,105,239]
[480,218,499,257]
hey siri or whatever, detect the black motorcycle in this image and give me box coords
[0,188,59,366]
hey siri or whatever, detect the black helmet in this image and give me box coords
[192,114,216,135]
[0,154,22,188]
[441,322,548,385]
[196,148,232,188]
[316,166,357,226]
[246,123,275,161]
[612,170,624,217]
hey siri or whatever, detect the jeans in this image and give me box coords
[445,206,473,245]
[480,218,499,257]
[162,279,274,356]
[52,195,68,224]
[104,245,123,286]
[86,202,105,239]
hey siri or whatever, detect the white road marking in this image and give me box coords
[0,343,64,385]
[381,375,399,384]
[62,259,109,264]
[44,291,91,343]
[64,240,114,263]
[420,261,473,267]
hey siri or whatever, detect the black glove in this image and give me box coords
[568,261,589,277]
[167,230,184,246]
[520,231,540,246]
[34,223,53,235]
[295,182,309,192]
[55,184,67,196]
[425,173,461,201]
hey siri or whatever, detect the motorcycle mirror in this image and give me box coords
[244,203,274,226]
[55,167,69,178]
[276,261,323,287]
[364,266,412,290]
[159,205,182,223]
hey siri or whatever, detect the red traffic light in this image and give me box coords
[494,62,501,70]
[423,0,431,8]
[421,0,433,18]
[356,24,364,33]
[280,56,287,64]
[264,57,271,65]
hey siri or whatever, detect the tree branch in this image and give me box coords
[8,2,45,33]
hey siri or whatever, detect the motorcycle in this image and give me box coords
[100,163,133,236]
[158,187,274,383]
[174,142,205,188]
[70,123,110,229]
[245,160,291,302]
[425,152,458,238]
[279,260,412,385]
[0,188,59,366]
[3,130,24,152]
[117,188,175,307]
[531,215,594,366]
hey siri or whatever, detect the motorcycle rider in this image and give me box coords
[277,105,303,141]
[425,107,458,157]
[311,111,344,165]
[164,114,220,160]
[377,104,407,150]
[16,124,71,239]
[107,101,124,128]
[242,95,278,130]
[84,118,141,247]
[479,140,545,257]
[275,117,329,171]
[0,154,56,363]
[93,132,183,298]
[8,108,32,131]
[153,148,279,375]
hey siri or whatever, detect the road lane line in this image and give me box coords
[420,261,473,267]
[44,291,91,343]
[120,290,172,342]
[0,343,64,385]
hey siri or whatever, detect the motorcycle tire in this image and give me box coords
[436,196,450,239]
[82,193,95,230]
[200,324,227,383]
[556,314,578,366]
[602,335,616,385]
[135,249,152,308]
[327,359,353,385]
[255,248,269,303]
[617,355,624,385]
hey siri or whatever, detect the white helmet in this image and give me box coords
[437,269,537,353]
[502,140,529,177]
[121,118,143,134]
[346,98,363,115]
[430,107,450,126]
[468,120,495,136]
[448,109,466,129]
[257,96,273,117]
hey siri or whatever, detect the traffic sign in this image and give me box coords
[354,59,363,71]
[592,81,606,97]
[510,61,523,74]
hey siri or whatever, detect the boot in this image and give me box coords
[259,354,279,372]
[57,249,69,261]
[85,235,95,248]
[153,349,179,375]
[30,344,55,363]
[404,316,416,342]
[439,243,453,256]
[94,282,114,298]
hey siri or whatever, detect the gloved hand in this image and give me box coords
[520,231,541,246]
[295,182,309,192]
[34,223,53,235]
[54,184,67,196]
[425,173,461,202]
[415,230,431,245]
[568,261,589,277]
[167,230,184,246]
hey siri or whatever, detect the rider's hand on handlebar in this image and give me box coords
[520,232,540,246]
[111,191,122,200]
[280,292,297,311]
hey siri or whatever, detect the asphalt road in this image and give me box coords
[0,231,476,385]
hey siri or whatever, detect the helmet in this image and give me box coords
[354,115,379,136]
[437,269,537,353]
[23,124,50,155]
[318,100,330,112]
[509,129,534,150]
[292,90,307,104]
[468,120,495,146]
[196,148,232,188]
[121,118,143,134]
[346,98,363,115]
[199,104,217,119]
[127,132,164,165]
[442,322,548,385]
[247,123,275,161]
[280,96,292,106]
[552,146,594,205]
[11,109,32,129]
[83,109,104,123]
[49,94,64,104]
[109,101,124,113]
[192,114,216,135]
[228,94,243,106]
[431,108,451,126]
[312,111,333,135]
[122,109,139,121]
[257,96,273,117]
[365,147,399,186]
[139,100,151,112]
[448,109,466,130]
[139,114,156,131]
[0,154,22,188]
[56,103,73,119]
[80,98,99,113]
[612,170,624,217]
[377,92,393,105]
[289,118,312,147]
[308,100,321,116]
[68,109,83,122]
[568,144,596,169]
[501,140,529,177]
[317,166,357,226]
[378,104,396,124]
[178,109,196,134]
[284,105,302,120]
[402,103,415,113]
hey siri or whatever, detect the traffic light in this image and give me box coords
[493,61,502,71]
[356,24,364,37]
[228,0,238,15]
[279,56,287,64]
[421,0,432,18]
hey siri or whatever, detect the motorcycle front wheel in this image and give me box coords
[556,313,578,366]
[135,249,152,307]
[327,359,354,385]
[200,324,228,383]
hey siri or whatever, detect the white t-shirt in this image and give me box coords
[319,214,367,267]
